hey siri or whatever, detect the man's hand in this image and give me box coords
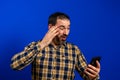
[84,61,100,79]
[38,26,59,49]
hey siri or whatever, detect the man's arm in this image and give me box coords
[10,25,60,70]
[75,46,100,80]
[10,42,41,70]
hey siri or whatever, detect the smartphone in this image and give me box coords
[90,56,101,67]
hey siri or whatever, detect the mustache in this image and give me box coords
[61,34,68,37]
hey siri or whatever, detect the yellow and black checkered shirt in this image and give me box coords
[11,41,99,80]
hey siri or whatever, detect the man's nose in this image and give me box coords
[64,29,69,35]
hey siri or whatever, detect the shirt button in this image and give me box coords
[52,75,55,79]
[55,56,56,59]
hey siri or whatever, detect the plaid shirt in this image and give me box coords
[11,41,99,80]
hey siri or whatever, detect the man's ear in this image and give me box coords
[48,24,52,29]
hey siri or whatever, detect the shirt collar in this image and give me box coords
[50,41,66,49]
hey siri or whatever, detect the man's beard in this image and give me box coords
[53,34,67,45]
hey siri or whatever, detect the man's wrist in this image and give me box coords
[37,42,45,50]
[91,75,100,80]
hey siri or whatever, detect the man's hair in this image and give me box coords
[48,12,70,26]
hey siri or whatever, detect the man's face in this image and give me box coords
[55,19,70,43]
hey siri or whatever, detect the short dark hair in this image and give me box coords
[48,12,70,26]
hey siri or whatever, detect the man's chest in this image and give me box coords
[34,48,77,71]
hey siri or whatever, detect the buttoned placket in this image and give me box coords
[51,44,65,80]
[52,47,57,80]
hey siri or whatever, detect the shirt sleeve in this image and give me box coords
[75,46,100,80]
[10,41,41,70]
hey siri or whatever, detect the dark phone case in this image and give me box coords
[90,56,101,67]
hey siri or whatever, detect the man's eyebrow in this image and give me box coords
[59,25,65,28]
[59,25,70,28]
[59,25,65,27]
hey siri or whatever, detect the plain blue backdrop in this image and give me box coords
[0,0,120,80]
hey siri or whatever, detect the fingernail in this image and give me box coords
[88,65,91,67]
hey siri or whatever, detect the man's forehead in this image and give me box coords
[56,19,70,24]
[57,18,70,21]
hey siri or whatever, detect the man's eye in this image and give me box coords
[59,27,65,30]
[67,28,70,30]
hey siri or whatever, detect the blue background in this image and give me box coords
[0,0,120,80]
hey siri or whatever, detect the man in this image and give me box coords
[11,12,100,80]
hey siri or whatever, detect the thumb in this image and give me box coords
[96,60,100,68]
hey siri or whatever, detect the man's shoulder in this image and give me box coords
[65,42,82,55]
[27,40,41,46]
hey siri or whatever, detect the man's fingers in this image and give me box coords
[87,65,98,72]
[48,26,59,33]
[84,63,100,79]
[51,31,59,39]
[44,26,59,41]
[49,26,60,37]
[84,70,95,78]
[51,29,59,38]
[96,61,100,68]
[86,66,97,74]
[84,66,98,78]
[41,26,60,46]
